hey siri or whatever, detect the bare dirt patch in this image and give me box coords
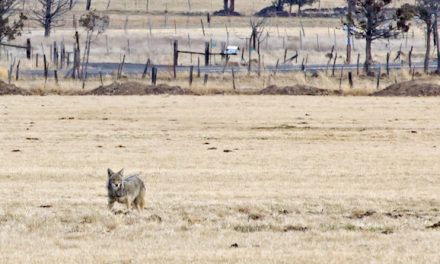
[0,81,31,96]
[259,85,341,96]
[85,82,195,95]
[372,81,440,96]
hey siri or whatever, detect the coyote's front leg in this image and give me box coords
[108,199,115,211]
[125,198,132,211]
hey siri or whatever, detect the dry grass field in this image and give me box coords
[1,95,440,263]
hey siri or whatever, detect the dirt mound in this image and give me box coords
[372,81,440,96]
[255,6,290,17]
[259,85,341,96]
[212,10,241,16]
[0,80,30,95]
[85,82,194,95]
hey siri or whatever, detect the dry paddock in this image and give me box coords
[0,95,440,263]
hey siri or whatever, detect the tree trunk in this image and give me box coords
[435,14,440,73]
[364,36,373,74]
[424,20,432,73]
[86,0,92,10]
[276,0,283,12]
[346,0,355,64]
[230,0,234,12]
[223,0,228,12]
[44,0,52,37]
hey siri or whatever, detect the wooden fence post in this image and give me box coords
[197,57,200,77]
[43,54,48,81]
[151,67,157,85]
[332,53,337,77]
[339,65,344,90]
[189,65,194,86]
[26,39,31,60]
[200,19,205,36]
[54,70,58,84]
[412,65,416,81]
[173,40,178,79]
[386,52,390,76]
[204,41,210,66]
[348,72,353,88]
[274,59,279,76]
[376,67,381,89]
[356,53,360,76]
[142,59,151,79]
[117,54,126,80]
[232,68,236,90]
[15,60,20,81]
[408,46,413,70]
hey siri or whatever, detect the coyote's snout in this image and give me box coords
[107,168,146,212]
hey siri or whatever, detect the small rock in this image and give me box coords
[230,243,239,248]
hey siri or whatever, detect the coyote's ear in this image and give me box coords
[107,168,114,177]
[118,169,124,176]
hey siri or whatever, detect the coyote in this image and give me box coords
[107,168,146,212]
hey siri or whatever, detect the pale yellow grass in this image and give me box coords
[1,96,440,263]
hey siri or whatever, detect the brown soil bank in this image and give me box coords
[259,85,342,96]
[85,82,195,95]
[0,81,30,95]
[373,81,440,96]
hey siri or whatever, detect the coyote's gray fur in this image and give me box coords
[107,168,146,212]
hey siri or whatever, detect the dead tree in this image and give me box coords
[33,0,72,37]
[0,0,27,42]
[250,17,266,50]
[79,11,109,88]
[249,18,267,76]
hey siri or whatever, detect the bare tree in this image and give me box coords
[348,0,412,74]
[249,18,267,76]
[0,0,27,42]
[33,0,72,37]
[402,1,440,73]
[79,11,109,88]
[250,18,266,50]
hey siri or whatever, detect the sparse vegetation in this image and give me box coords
[0,1,439,263]
[0,96,440,262]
